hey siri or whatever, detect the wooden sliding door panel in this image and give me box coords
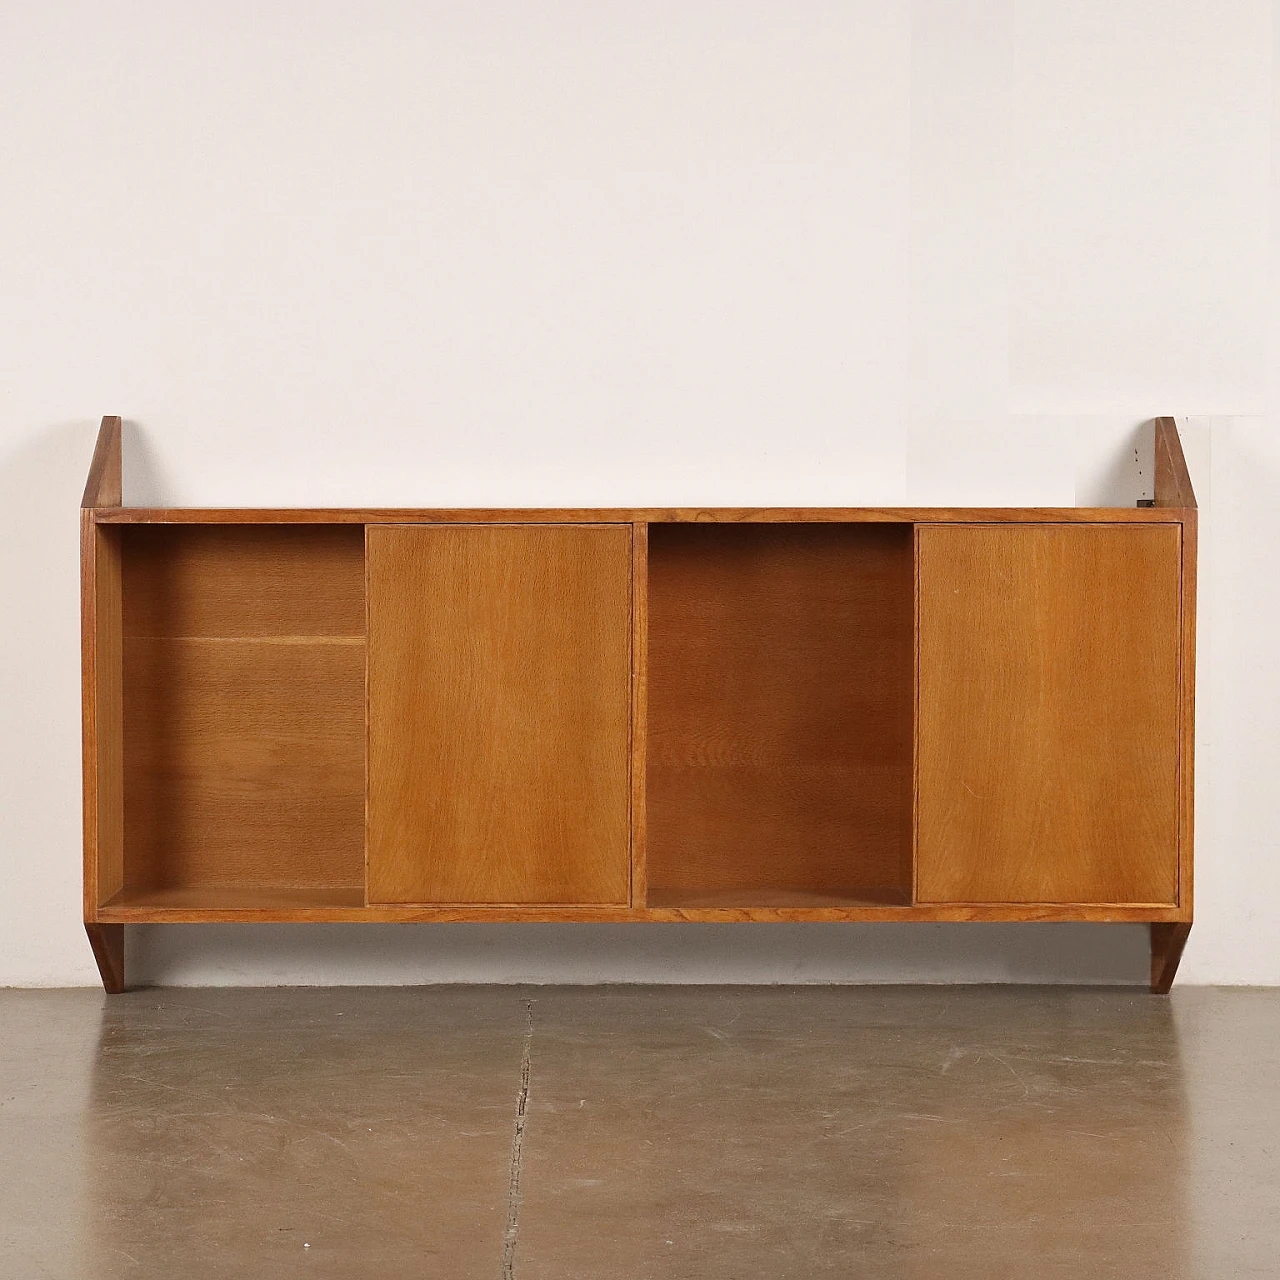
[917,524,1181,905]
[367,525,632,905]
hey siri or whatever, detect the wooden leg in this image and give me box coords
[1150,922,1190,994]
[85,923,126,994]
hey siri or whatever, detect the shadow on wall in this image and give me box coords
[119,418,173,507]
[0,418,96,630]
[126,922,1154,987]
[0,418,195,985]
[1076,418,1154,506]
[0,421,107,986]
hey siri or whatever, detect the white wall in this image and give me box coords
[2,0,1276,986]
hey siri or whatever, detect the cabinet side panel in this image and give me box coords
[83,517,124,912]
[917,524,1180,904]
[630,523,648,908]
[366,525,632,905]
[1178,512,1196,915]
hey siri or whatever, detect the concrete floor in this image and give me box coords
[0,987,1277,1279]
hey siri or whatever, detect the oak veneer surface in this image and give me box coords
[644,887,910,910]
[630,523,650,905]
[80,415,122,509]
[81,419,125,916]
[366,524,632,905]
[102,884,366,912]
[916,524,1181,905]
[1153,418,1199,920]
[1154,417,1197,509]
[83,522,125,910]
[120,525,365,636]
[95,505,1185,525]
[83,923,124,994]
[647,523,914,903]
[93,901,1188,925]
[120,526,366,895]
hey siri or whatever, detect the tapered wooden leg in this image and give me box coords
[85,923,125,993]
[1150,922,1190,994]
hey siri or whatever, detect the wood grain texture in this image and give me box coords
[917,524,1182,905]
[93,901,1187,924]
[1151,422,1198,918]
[366,525,632,905]
[84,418,1197,979]
[83,418,126,928]
[119,527,366,896]
[82,517,124,914]
[647,523,914,904]
[1176,511,1196,918]
[96,505,1186,526]
[1153,418,1197,509]
[102,885,365,912]
[81,416,122,508]
[122,638,366,891]
[1150,922,1191,993]
[645,887,908,909]
[121,525,364,636]
[84,923,125,993]
[630,523,649,907]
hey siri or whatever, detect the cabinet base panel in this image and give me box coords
[645,887,910,910]
[93,903,1186,924]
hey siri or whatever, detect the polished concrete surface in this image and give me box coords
[0,987,1277,1278]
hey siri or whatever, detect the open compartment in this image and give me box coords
[645,522,914,908]
[106,524,366,910]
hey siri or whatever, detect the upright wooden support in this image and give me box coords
[1151,417,1197,991]
[83,417,127,992]
[1153,416,1197,509]
[81,415,122,509]
[85,923,125,995]
[1150,923,1191,994]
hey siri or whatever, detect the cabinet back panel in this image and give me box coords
[646,523,914,901]
[916,524,1181,904]
[119,526,365,894]
[121,525,365,637]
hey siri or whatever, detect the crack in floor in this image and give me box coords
[501,998,535,1280]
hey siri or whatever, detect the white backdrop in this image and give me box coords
[2,1,1276,985]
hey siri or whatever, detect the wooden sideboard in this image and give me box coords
[82,417,1196,993]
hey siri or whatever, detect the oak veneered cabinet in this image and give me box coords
[366,524,632,905]
[81,416,1197,994]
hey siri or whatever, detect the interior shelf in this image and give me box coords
[644,886,910,910]
[101,884,366,912]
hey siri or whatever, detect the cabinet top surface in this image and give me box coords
[90,505,1191,525]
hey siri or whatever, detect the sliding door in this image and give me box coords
[916,524,1181,905]
[366,525,632,905]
